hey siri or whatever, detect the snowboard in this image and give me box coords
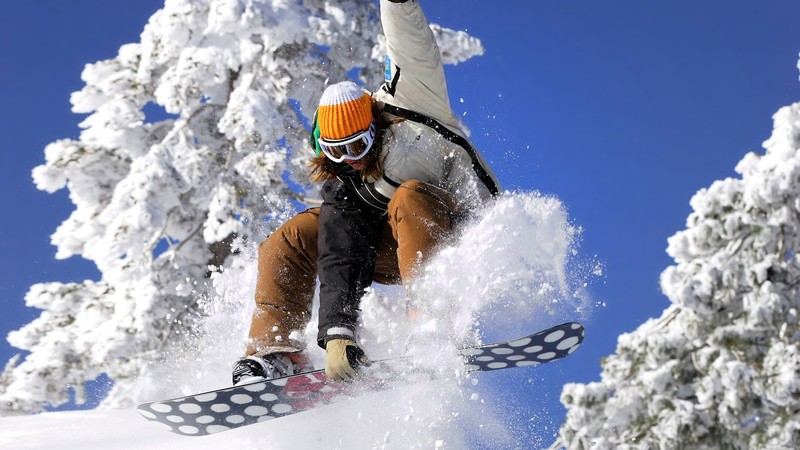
[136,321,584,436]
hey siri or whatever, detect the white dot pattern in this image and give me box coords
[137,322,584,436]
[136,371,369,437]
[177,425,199,435]
[459,322,585,373]
[194,393,217,402]
[179,403,202,414]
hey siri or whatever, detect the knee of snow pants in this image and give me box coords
[246,209,320,357]
[387,180,459,284]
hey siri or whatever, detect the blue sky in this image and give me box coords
[1,0,799,439]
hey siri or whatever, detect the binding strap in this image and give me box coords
[382,103,499,196]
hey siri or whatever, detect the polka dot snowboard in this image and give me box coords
[458,321,584,372]
[136,321,584,436]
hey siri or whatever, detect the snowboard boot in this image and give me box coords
[232,352,313,386]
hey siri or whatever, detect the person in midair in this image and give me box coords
[232,0,500,385]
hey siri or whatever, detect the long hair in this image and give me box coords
[308,98,399,183]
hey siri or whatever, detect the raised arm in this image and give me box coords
[379,0,456,128]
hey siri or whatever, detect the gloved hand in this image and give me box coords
[325,339,370,382]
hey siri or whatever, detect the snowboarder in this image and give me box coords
[232,0,500,385]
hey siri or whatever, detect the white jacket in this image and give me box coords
[369,0,500,208]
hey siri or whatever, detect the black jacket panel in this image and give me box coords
[316,172,384,348]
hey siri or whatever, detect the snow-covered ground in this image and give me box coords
[2,409,186,450]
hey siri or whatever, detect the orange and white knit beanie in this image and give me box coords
[317,81,373,140]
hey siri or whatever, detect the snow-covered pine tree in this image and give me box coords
[0,0,483,415]
[552,58,800,450]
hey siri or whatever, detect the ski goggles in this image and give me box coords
[317,121,376,163]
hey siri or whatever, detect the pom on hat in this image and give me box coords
[317,81,373,140]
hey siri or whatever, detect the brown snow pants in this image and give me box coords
[245,180,460,356]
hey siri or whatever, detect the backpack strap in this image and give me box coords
[382,103,499,197]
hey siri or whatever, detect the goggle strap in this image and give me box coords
[309,109,322,156]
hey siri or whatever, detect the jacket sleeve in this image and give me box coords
[316,176,383,348]
[379,0,456,128]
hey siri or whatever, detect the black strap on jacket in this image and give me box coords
[339,174,391,214]
[382,103,500,197]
